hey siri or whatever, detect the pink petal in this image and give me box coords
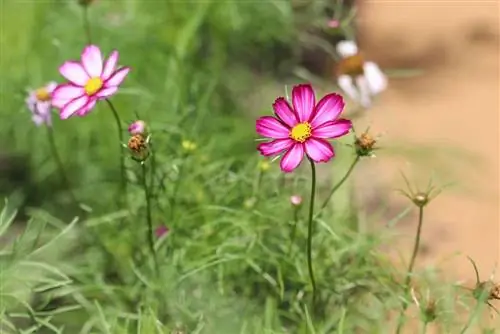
[46,82,59,93]
[60,95,90,120]
[51,84,85,108]
[312,119,352,139]
[77,99,97,116]
[309,93,345,128]
[256,116,290,139]
[81,45,103,77]
[59,61,89,86]
[280,143,305,173]
[96,86,118,98]
[304,138,335,163]
[257,138,294,157]
[273,97,298,128]
[102,51,119,80]
[292,84,315,123]
[105,67,130,87]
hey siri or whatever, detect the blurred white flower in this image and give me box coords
[335,40,387,109]
[25,81,57,126]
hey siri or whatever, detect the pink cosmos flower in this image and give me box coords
[256,84,352,173]
[128,120,146,134]
[52,45,130,120]
[25,81,58,126]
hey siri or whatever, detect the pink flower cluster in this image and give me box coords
[26,45,129,125]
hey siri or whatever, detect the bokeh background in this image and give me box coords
[0,0,499,333]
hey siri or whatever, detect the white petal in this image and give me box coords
[336,40,358,58]
[337,75,359,102]
[363,61,388,95]
[355,76,372,109]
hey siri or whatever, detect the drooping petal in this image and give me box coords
[60,95,90,119]
[363,61,388,95]
[81,45,103,77]
[291,84,316,122]
[59,61,89,86]
[25,94,37,113]
[105,67,130,87]
[355,76,372,108]
[337,75,359,102]
[96,86,118,98]
[309,93,345,128]
[256,116,290,139]
[273,97,298,128]
[257,138,294,157]
[51,84,85,108]
[32,115,45,126]
[312,119,352,139]
[280,143,305,173]
[77,99,97,116]
[102,50,119,80]
[304,138,335,163]
[336,40,358,58]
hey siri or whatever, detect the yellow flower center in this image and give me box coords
[84,77,103,96]
[35,87,51,102]
[290,122,312,143]
[337,53,365,77]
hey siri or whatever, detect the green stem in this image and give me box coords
[395,206,425,334]
[169,159,185,221]
[82,5,92,44]
[315,155,360,219]
[306,158,317,305]
[46,126,80,209]
[141,163,159,276]
[420,322,428,334]
[105,99,127,206]
[287,207,300,255]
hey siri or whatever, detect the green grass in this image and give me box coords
[0,0,498,333]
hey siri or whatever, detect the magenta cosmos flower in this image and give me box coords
[256,84,352,173]
[51,45,130,120]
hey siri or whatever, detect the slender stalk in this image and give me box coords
[315,155,360,218]
[82,5,92,44]
[105,99,127,206]
[396,206,425,333]
[46,126,80,209]
[141,163,159,275]
[287,207,300,255]
[169,160,185,221]
[420,322,428,334]
[306,158,317,305]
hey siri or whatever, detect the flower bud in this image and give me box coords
[182,140,197,153]
[128,120,146,135]
[290,195,302,206]
[155,225,169,238]
[258,160,270,172]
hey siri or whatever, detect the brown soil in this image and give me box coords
[355,0,500,331]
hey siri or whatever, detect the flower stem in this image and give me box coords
[395,206,425,334]
[46,126,80,210]
[105,99,127,206]
[306,158,317,305]
[82,5,92,44]
[141,162,159,276]
[287,207,300,255]
[315,155,360,218]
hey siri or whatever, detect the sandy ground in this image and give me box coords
[355,0,499,331]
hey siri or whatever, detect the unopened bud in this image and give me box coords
[290,195,302,206]
[128,120,146,135]
[182,140,197,153]
[258,160,270,172]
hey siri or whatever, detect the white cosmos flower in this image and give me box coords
[335,40,387,109]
